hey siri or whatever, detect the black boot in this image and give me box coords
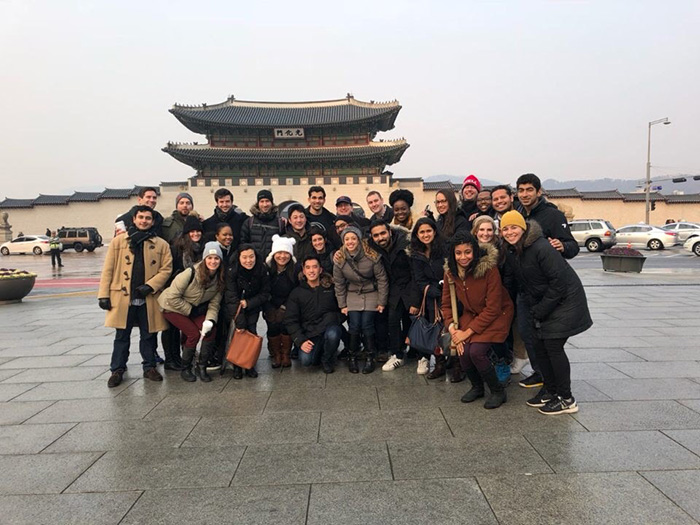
[427,355,446,379]
[196,341,213,382]
[482,366,507,409]
[232,366,243,380]
[348,333,360,374]
[163,328,184,371]
[362,334,376,374]
[180,347,196,382]
[450,356,465,383]
[460,366,485,403]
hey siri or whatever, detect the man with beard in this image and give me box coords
[240,189,285,260]
[367,219,419,370]
[305,186,340,249]
[202,188,248,250]
[490,184,520,229]
[162,193,200,244]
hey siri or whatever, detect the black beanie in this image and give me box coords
[182,215,202,234]
[257,189,273,203]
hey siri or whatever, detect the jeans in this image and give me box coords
[50,249,62,267]
[516,294,538,373]
[534,337,572,398]
[347,310,376,336]
[110,304,157,372]
[162,312,216,348]
[298,325,342,367]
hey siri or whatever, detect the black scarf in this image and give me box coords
[215,207,233,222]
[127,225,156,251]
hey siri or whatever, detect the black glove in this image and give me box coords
[133,284,153,299]
[98,298,112,311]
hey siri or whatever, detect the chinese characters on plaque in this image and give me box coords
[274,128,305,138]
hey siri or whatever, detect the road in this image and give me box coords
[569,245,700,270]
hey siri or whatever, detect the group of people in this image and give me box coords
[98,172,592,416]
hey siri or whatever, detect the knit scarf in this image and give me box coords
[394,214,413,230]
[127,225,155,251]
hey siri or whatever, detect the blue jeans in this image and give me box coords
[299,325,342,367]
[110,304,157,372]
[347,310,376,336]
[516,294,538,373]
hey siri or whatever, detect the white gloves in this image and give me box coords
[201,320,214,335]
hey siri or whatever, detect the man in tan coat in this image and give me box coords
[98,205,173,387]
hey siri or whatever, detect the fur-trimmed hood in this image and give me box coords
[249,203,279,219]
[444,242,499,280]
[297,271,334,289]
[334,238,381,265]
[524,220,544,248]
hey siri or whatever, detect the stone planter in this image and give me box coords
[600,254,646,273]
[0,274,37,302]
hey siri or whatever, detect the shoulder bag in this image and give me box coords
[406,285,443,354]
[225,303,263,369]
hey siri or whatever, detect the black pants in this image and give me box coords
[50,249,62,267]
[110,304,156,372]
[388,299,411,358]
[533,337,572,398]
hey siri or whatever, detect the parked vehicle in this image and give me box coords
[661,222,700,243]
[57,227,103,252]
[684,236,700,257]
[615,224,679,250]
[0,235,50,255]
[569,219,617,252]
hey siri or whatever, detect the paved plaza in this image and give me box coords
[1,267,700,524]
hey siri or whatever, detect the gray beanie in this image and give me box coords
[202,241,223,260]
[176,192,194,207]
[340,225,362,242]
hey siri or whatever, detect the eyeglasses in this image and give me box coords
[434,199,448,205]
[477,198,492,203]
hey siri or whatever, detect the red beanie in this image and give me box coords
[461,174,481,192]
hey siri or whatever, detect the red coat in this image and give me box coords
[441,243,514,344]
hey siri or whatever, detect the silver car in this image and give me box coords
[615,225,679,250]
[661,222,700,243]
[569,219,617,252]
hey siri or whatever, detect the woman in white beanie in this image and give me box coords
[264,235,298,368]
[158,242,226,383]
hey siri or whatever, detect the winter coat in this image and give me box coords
[459,200,479,230]
[202,206,249,250]
[240,204,286,258]
[162,210,201,244]
[116,206,164,238]
[525,198,579,259]
[225,256,271,326]
[368,226,419,309]
[283,223,314,263]
[441,243,514,344]
[284,273,343,346]
[158,263,222,321]
[437,211,470,238]
[305,206,340,249]
[265,265,298,321]
[409,248,446,321]
[333,240,389,311]
[370,204,394,224]
[170,241,203,276]
[504,221,592,339]
[98,234,172,332]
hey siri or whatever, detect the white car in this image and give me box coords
[684,235,700,257]
[661,222,700,243]
[615,224,679,250]
[0,235,51,255]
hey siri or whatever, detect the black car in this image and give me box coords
[57,227,103,252]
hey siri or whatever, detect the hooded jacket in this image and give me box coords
[284,272,343,345]
[441,243,514,343]
[504,221,592,339]
[524,198,579,259]
[240,203,285,258]
[333,239,389,311]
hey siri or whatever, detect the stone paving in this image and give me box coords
[0,270,699,524]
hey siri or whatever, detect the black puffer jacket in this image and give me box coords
[283,223,314,263]
[525,198,579,259]
[284,273,343,346]
[225,254,271,325]
[369,226,419,309]
[266,265,298,310]
[240,204,285,258]
[202,206,249,250]
[504,222,592,339]
[409,248,446,320]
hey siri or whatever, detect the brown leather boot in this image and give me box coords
[280,334,293,368]
[450,356,465,383]
[268,335,282,368]
[427,355,446,380]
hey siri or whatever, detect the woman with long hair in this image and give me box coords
[389,189,415,231]
[158,242,226,382]
[409,217,447,377]
[171,215,204,275]
[333,226,389,374]
[309,225,334,275]
[501,210,592,415]
[435,189,469,238]
[225,244,271,379]
[442,232,514,409]
[264,235,298,368]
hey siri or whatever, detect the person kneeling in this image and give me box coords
[285,255,343,374]
[158,242,225,382]
[442,232,514,409]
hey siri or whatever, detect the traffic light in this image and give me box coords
[651,201,656,211]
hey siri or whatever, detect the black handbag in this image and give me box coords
[407,285,443,354]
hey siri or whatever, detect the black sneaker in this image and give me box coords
[518,372,543,388]
[538,396,578,415]
[526,387,554,407]
[205,357,222,371]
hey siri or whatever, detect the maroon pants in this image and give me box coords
[163,312,216,348]
[458,342,493,373]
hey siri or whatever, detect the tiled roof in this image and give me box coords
[665,194,700,204]
[69,192,102,202]
[163,141,409,168]
[100,188,136,199]
[0,198,35,209]
[545,188,581,198]
[160,181,189,187]
[33,194,70,205]
[170,96,401,133]
[622,192,665,202]
[580,190,623,200]
[423,181,460,191]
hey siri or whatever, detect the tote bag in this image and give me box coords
[406,285,443,354]
[225,304,263,369]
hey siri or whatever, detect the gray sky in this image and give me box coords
[1,0,698,199]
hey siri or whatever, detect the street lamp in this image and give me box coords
[645,117,671,224]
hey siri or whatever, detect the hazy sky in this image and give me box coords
[1,0,699,198]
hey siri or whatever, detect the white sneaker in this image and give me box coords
[382,355,404,372]
[510,357,530,375]
[417,357,429,375]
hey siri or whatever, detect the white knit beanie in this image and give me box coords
[265,235,297,266]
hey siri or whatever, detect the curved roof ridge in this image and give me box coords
[165,139,408,150]
[172,95,399,111]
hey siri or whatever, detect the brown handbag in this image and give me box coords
[225,304,263,369]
